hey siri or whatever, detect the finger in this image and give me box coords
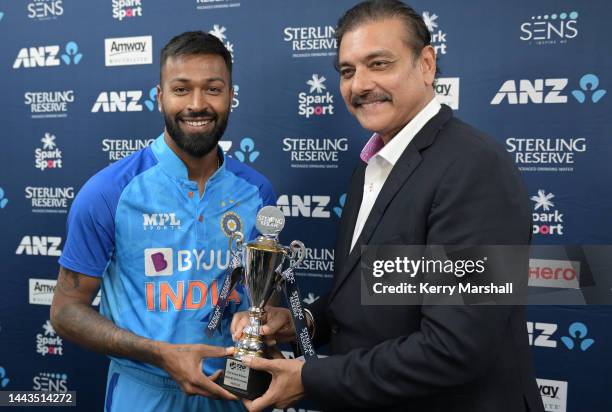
[194,375,238,401]
[230,311,247,336]
[260,311,290,336]
[197,344,231,358]
[232,318,249,341]
[248,390,277,412]
[264,336,277,347]
[209,369,223,382]
[242,355,275,372]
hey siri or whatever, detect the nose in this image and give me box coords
[187,90,210,113]
[350,67,375,96]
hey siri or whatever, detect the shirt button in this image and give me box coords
[330,323,339,334]
[187,191,194,198]
[198,215,203,222]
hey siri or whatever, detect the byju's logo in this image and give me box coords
[520,11,578,45]
[277,195,331,218]
[333,193,346,218]
[142,213,181,231]
[105,35,152,66]
[298,74,334,118]
[33,372,68,392]
[572,74,606,103]
[27,0,64,21]
[35,133,63,171]
[234,137,259,163]
[422,11,448,55]
[434,77,460,110]
[112,0,142,21]
[531,190,564,236]
[537,378,568,412]
[491,74,606,105]
[91,87,157,112]
[0,367,9,388]
[0,187,8,209]
[13,41,82,69]
[144,248,173,276]
[15,236,62,256]
[209,25,235,61]
[36,320,63,356]
[561,322,594,351]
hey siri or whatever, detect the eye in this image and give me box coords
[207,86,222,94]
[371,60,389,69]
[340,68,354,79]
[173,87,188,95]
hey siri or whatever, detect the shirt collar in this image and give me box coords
[372,97,441,167]
[151,133,226,182]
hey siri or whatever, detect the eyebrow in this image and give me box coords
[338,49,395,67]
[168,77,227,84]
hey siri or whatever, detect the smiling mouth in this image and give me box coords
[181,119,213,127]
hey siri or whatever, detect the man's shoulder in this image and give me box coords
[433,116,508,162]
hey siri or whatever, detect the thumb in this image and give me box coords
[197,344,232,358]
[242,355,274,372]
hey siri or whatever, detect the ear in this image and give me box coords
[419,45,437,87]
[156,84,163,112]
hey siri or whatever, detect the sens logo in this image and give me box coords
[144,248,173,276]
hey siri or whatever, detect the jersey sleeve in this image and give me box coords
[59,174,116,277]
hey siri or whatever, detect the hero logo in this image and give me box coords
[298,74,334,118]
[529,259,580,289]
[91,87,157,112]
[36,320,63,356]
[143,213,181,231]
[16,236,62,256]
[536,378,568,412]
[527,322,557,348]
[33,372,68,392]
[112,0,142,21]
[277,195,331,218]
[531,190,564,236]
[35,133,63,171]
[13,41,82,68]
[521,11,578,45]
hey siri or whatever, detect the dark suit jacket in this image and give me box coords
[300,105,544,412]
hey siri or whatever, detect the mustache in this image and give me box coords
[351,92,391,107]
[178,110,217,121]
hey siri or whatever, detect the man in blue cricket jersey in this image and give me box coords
[50,31,275,412]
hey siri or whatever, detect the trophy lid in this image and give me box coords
[255,206,285,237]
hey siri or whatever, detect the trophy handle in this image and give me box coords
[229,231,244,255]
[288,240,306,268]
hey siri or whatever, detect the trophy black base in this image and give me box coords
[220,357,272,400]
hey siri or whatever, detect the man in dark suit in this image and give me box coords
[233,1,544,411]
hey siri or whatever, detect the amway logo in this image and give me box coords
[536,378,568,412]
[531,190,564,236]
[16,236,62,256]
[298,74,334,118]
[29,278,101,306]
[13,41,82,68]
[434,77,460,110]
[143,213,181,231]
[277,195,331,218]
[105,35,152,66]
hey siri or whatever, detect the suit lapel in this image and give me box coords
[329,105,453,302]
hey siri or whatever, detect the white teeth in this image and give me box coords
[185,120,211,127]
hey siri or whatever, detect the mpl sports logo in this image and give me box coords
[531,190,564,236]
[537,379,567,412]
[25,186,74,214]
[35,133,63,171]
[27,0,63,21]
[490,74,606,105]
[298,74,334,118]
[520,11,578,46]
[25,90,74,119]
[296,247,335,279]
[16,236,62,256]
[434,77,459,110]
[277,195,331,218]
[112,0,142,21]
[422,11,448,55]
[528,259,580,289]
[91,87,157,112]
[33,372,68,392]
[506,137,587,173]
[13,41,82,69]
[196,0,241,11]
[282,137,348,169]
[209,25,235,62]
[102,138,154,162]
[36,320,63,356]
[283,25,337,58]
[105,35,152,66]
[143,212,182,231]
[29,278,102,306]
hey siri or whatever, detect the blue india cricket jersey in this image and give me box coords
[59,134,275,376]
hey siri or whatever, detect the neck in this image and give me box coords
[164,131,220,196]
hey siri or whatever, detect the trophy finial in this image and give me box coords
[255,206,285,236]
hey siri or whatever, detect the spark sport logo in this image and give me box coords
[36,320,63,356]
[422,11,448,55]
[530,190,565,236]
[283,25,337,58]
[112,0,142,21]
[298,74,334,118]
[209,24,235,62]
[34,133,63,171]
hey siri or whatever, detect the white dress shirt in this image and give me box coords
[350,98,442,251]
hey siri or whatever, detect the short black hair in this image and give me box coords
[334,0,434,69]
[160,31,232,84]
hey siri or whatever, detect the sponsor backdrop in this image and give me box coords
[0,0,610,411]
